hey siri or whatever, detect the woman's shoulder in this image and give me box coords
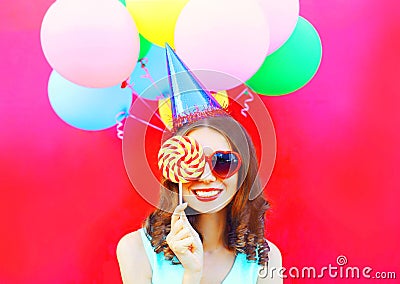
[256,239,283,284]
[266,239,281,261]
[117,229,145,256]
[118,229,141,244]
[264,239,282,271]
[116,229,152,283]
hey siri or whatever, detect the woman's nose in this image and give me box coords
[198,161,216,183]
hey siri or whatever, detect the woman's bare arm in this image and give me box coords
[116,231,152,284]
[257,241,283,284]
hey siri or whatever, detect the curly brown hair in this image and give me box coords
[143,116,270,266]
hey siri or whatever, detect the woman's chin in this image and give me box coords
[184,195,231,215]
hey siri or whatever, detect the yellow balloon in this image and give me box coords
[212,91,229,108]
[158,91,229,130]
[126,0,188,47]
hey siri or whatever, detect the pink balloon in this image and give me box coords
[174,0,269,91]
[258,0,300,55]
[40,0,139,88]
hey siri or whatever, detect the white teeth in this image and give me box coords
[195,190,220,197]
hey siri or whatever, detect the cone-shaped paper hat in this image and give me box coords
[165,44,227,131]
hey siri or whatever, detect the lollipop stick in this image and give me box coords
[179,182,183,205]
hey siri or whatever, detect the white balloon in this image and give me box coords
[258,0,300,54]
[174,0,270,91]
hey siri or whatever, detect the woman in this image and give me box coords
[117,45,282,283]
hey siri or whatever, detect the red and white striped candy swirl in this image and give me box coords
[158,136,205,183]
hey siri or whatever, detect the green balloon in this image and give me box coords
[138,34,152,60]
[246,17,322,96]
[118,0,126,6]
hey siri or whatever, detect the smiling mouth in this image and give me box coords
[191,188,223,201]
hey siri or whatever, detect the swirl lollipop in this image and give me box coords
[158,136,205,204]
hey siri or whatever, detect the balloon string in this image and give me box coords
[115,109,164,137]
[115,111,128,140]
[116,77,166,139]
[234,88,254,117]
[139,58,167,100]
[128,114,164,132]
[122,78,163,123]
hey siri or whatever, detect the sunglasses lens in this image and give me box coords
[212,152,240,178]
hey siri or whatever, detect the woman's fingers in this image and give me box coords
[180,210,190,228]
[174,227,191,241]
[170,219,184,235]
[167,204,204,272]
[167,203,190,249]
[166,230,192,251]
[171,203,188,227]
[167,226,191,245]
[180,209,198,237]
[170,236,195,254]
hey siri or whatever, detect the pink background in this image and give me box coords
[1,0,399,283]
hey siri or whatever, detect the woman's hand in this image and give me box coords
[166,203,204,275]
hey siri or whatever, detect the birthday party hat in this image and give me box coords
[165,44,227,131]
